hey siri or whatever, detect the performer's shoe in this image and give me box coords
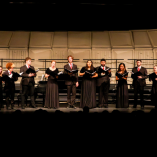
[6,106,11,110]
[141,106,144,109]
[31,105,36,108]
[104,104,108,108]
[67,103,71,108]
[11,103,14,109]
[133,105,137,108]
[21,105,25,109]
[72,105,76,109]
[98,105,102,108]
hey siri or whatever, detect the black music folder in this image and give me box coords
[64,68,78,74]
[85,71,96,76]
[98,67,111,73]
[47,71,63,77]
[116,72,128,78]
[13,72,23,77]
[132,71,142,77]
[26,68,39,74]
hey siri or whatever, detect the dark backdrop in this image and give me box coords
[0,2,156,31]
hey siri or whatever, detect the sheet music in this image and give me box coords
[58,71,63,75]
[35,69,39,73]
[19,72,23,75]
[41,74,45,81]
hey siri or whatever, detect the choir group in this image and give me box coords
[0,56,157,110]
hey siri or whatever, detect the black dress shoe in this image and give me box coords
[31,105,36,108]
[11,104,14,109]
[21,105,25,109]
[104,105,108,108]
[67,104,71,108]
[6,107,11,110]
[98,105,102,108]
[141,106,144,109]
[133,105,137,108]
[72,105,76,109]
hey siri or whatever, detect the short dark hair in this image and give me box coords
[100,59,106,62]
[137,59,142,62]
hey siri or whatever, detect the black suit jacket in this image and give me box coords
[64,63,78,86]
[96,66,111,86]
[131,66,147,87]
[20,65,35,85]
[2,70,18,91]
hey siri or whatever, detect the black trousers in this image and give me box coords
[98,81,110,107]
[5,86,15,107]
[67,84,76,106]
[21,82,35,107]
[134,82,144,107]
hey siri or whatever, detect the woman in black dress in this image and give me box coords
[79,60,98,109]
[44,60,59,109]
[116,63,129,108]
[149,65,157,109]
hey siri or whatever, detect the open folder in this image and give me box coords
[64,68,78,74]
[26,68,39,74]
[116,72,128,78]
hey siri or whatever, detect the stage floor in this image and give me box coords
[0,103,155,113]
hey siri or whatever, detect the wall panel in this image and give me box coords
[29,32,54,48]
[92,31,111,48]
[109,31,133,48]
[0,31,12,47]
[132,31,152,48]
[68,31,91,48]
[9,32,30,48]
[52,32,67,48]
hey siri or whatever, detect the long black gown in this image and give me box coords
[149,73,157,108]
[80,67,97,109]
[45,68,59,108]
[116,71,129,108]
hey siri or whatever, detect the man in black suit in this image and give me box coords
[64,55,79,109]
[131,59,147,109]
[2,62,18,110]
[96,59,111,108]
[20,57,36,109]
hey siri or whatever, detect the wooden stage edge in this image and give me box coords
[0,103,155,113]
